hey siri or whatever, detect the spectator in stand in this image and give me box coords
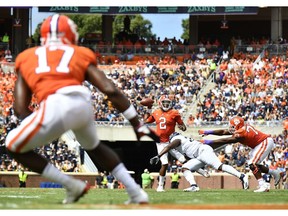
[2,32,9,49]
[106,172,115,189]
[235,151,247,172]
[283,116,288,132]
[95,171,104,189]
[0,160,7,171]
[186,114,195,127]
[217,150,229,165]
[4,49,12,62]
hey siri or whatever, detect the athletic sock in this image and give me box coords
[268,169,278,178]
[183,170,197,185]
[221,164,241,178]
[41,163,73,187]
[158,175,165,187]
[111,163,140,197]
[258,178,265,186]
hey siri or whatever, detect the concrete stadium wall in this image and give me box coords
[0,172,96,188]
[0,171,264,190]
[150,172,260,190]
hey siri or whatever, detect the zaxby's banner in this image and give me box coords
[38,6,258,15]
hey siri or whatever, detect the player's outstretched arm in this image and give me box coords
[150,139,181,165]
[200,136,239,145]
[198,129,230,136]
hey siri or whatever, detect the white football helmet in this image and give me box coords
[158,95,172,111]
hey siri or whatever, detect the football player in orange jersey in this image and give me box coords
[5,14,159,204]
[199,116,283,192]
[144,95,209,192]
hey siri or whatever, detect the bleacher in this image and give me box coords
[0,41,287,176]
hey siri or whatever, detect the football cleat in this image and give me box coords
[253,183,270,193]
[183,185,200,192]
[124,189,149,204]
[156,186,165,192]
[62,180,90,204]
[196,168,210,178]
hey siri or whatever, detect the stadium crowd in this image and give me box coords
[0,36,287,188]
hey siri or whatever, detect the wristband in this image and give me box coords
[203,140,213,145]
[204,130,214,135]
[122,104,138,120]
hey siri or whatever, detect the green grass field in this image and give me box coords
[0,188,287,210]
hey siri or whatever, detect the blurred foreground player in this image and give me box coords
[5,14,159,204]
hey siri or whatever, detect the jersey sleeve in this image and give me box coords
[174,110,184,124]
[78,46,97,68]
[146,114,155,123]
[15,49,30,74]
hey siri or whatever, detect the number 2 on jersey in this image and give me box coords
[159,116,167,129]
[35,46,74,74]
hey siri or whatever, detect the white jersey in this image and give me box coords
[169,133,242,180]
[170,134,203,159]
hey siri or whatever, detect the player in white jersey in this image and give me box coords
[150,132,249,191]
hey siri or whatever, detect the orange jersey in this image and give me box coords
[15,44,96,102]
[146,108,184,142]
[233,124,270,148]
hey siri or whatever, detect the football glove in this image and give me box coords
[199,139,213,145]
[150,155,160,165]
[134,123,160,143]
[178,124,187,131]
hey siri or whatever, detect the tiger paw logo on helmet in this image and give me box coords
[229,116,244,133]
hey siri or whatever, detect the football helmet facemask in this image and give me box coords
[40,14,79,45]
[228,116,245,133]
[159,95,172,111]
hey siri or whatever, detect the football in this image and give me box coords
[140,98,154,107]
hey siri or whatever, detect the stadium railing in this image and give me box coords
[22,43,288,56]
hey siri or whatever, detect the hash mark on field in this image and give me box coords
[0,195,40,198]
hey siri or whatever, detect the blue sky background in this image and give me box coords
[31,7,189,41]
